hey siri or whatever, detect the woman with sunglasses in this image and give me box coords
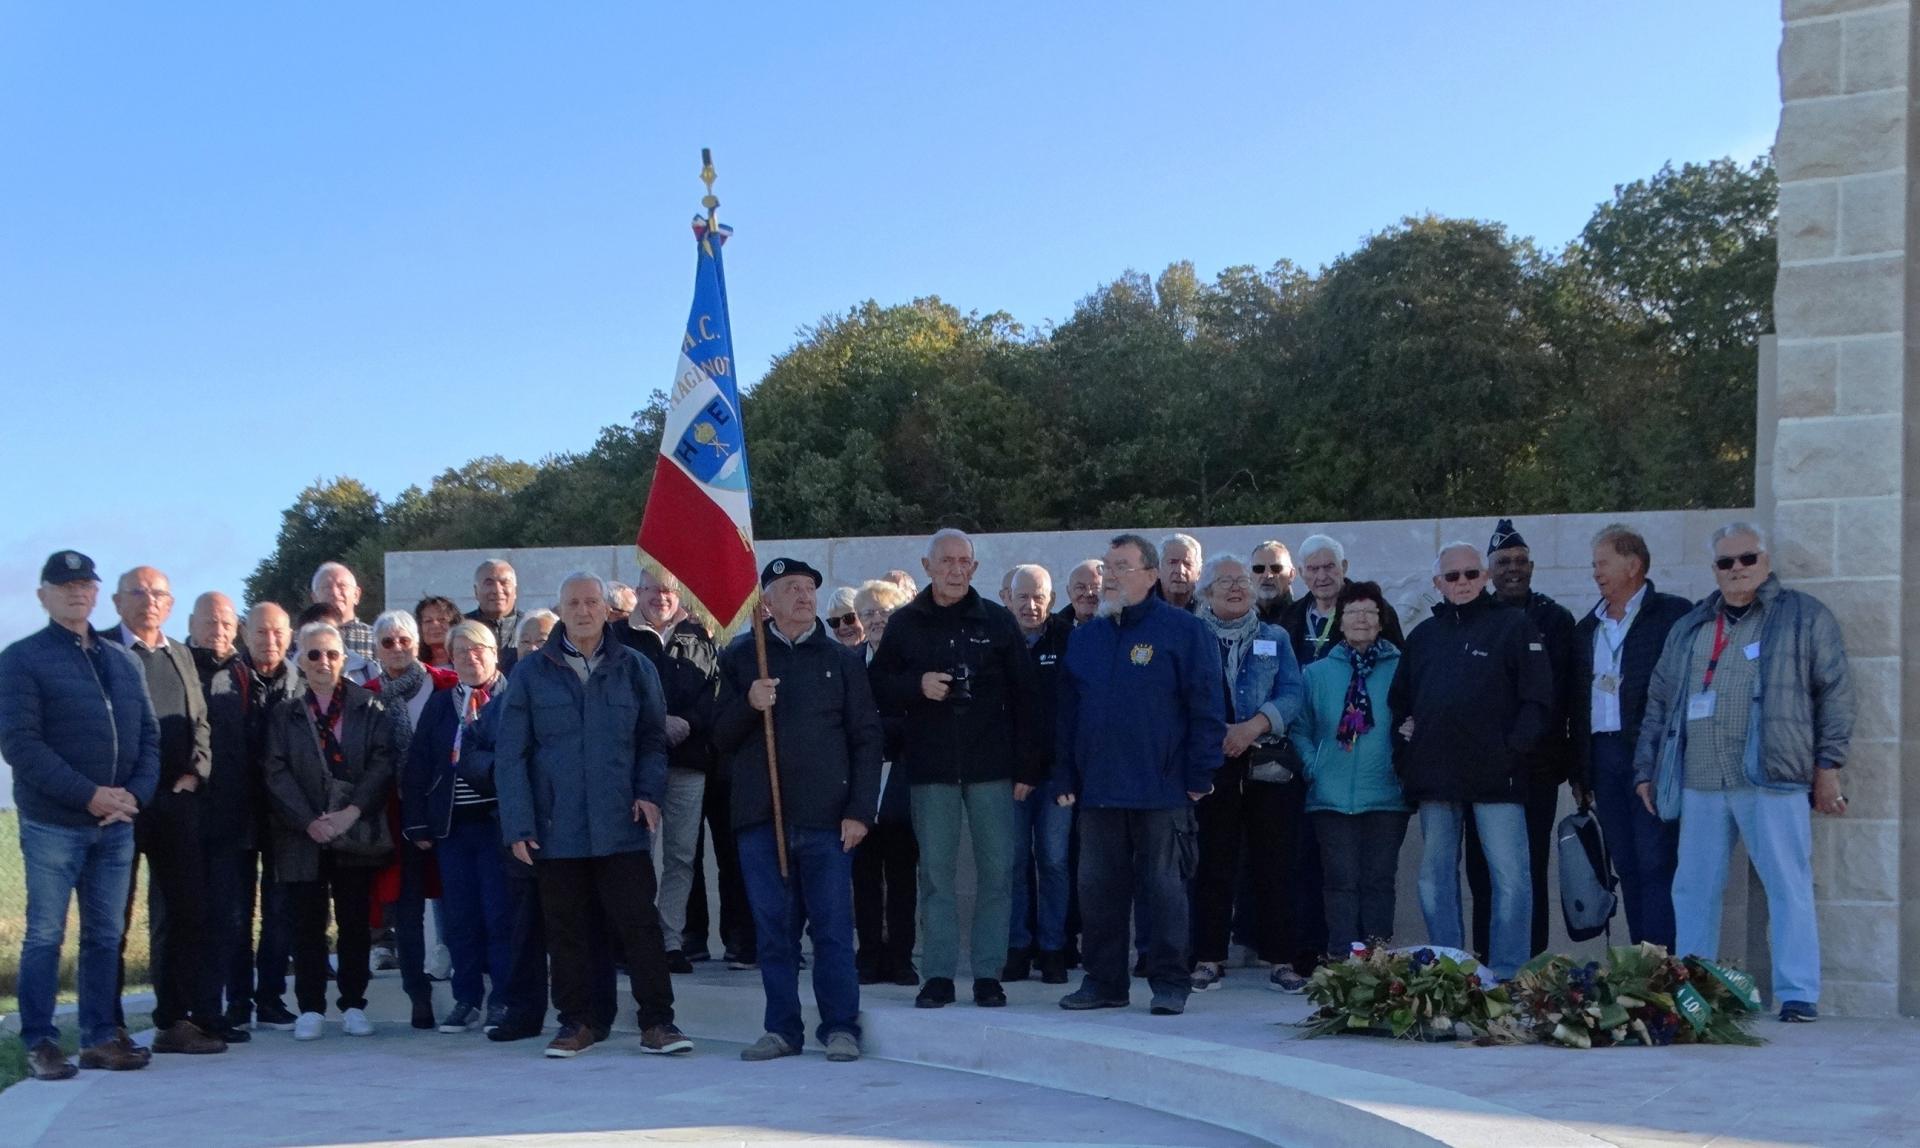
[365,610,458,1029]
[825,587,865,648]
[1387,542,1555,982]
[262,622,401,1041]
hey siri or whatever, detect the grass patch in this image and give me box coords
[0,809,153,1007]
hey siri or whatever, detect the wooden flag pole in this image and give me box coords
[750,597,790,881]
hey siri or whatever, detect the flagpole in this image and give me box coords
[705,148,790,881]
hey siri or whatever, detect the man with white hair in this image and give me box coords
[494,571,691,1058]
[1159,533,1202,613]
[870,529,1043,1010]
[1634,522,1852,1023]
[467,559,523,667]
[1057,559,1103,627]
[1280,535,1405,666]
[1002,564,1075,984]
[188,591,260,1040]
[1389,542,1554,981]
[311,561,375,659]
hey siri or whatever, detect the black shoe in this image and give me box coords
[666,950,694,975]
[973,978,1007,1007]
[486,1016,543,1042]
[915,977,956,1009]
[1037,950,1070,985]
[684,948,712,964]
[411,997,436,1030]
[254,1000,298,1031]
[1059,985,1129,1011]
[891,962,920,987]
[215,1021,253,1044]
[591,1023,612,1043]
[858,965,883,985]
[1000,948,1033,982]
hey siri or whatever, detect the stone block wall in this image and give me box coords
[1773,0,1913,1016]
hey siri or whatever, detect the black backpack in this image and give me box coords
[1555,808,1618,942]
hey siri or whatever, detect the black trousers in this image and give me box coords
[685,770,754,961]
[1190,761,1303,965]
[535,850,675,1031]
[502,852,616,1029]
[255,853,294,1011]
[289,858,375,1015]
[140,789,218,1029]
[1314,810,1411,953]
[852,819,918,972]
[1465,772,1559,960]
[1078,806,1195,999]
[205,846,258,1023]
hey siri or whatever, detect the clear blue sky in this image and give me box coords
[0,1,1780,645]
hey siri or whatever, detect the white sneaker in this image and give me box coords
[342,1008,375,1037]
[293,1012,325,1041]
[427,943,453,981]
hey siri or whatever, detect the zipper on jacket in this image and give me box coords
[78,638,121,787]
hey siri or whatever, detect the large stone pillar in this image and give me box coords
[1771,0,1913,1015]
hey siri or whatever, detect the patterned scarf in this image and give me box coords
[1335,642,1378,750]
[306,686,350,780]
[381,661,428,752]
[1198,602,1264,691]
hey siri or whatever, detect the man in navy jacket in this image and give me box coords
[1054,534,1226,1016]
[0,551,159,1079]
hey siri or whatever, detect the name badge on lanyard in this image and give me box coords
[1689,612,1731,723]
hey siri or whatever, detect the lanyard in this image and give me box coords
[1308,611,1334,652]
[1700,612,1730,690]
[1596,598,1641,673]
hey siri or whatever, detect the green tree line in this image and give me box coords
[248,155,1776,610]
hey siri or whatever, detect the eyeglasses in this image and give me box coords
[1212,577,1252,590]
[827,613,859,628]
[1342,607,1382,620]
[1250,564,1289,575]
[1440,569,1483,583]
[304,649,344,663]
[380,635,415,649]
[856,608,889,622]
[1714,551,1762,571]
[1106,563,1152,577]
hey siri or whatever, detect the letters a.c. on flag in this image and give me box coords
[636,217,759,637]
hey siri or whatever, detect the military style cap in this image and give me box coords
[759,557,823,589]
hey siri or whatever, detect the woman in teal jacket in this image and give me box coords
[1289,581,1410,956]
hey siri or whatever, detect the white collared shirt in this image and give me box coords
[1590,583,1649,733]
[117,623,168,652]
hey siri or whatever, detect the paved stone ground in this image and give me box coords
[8,957,1920,1147]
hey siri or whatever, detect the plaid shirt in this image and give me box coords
[339,618,376,660]
[1680,607,1764,791]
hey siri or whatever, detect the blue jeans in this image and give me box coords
[1590,732,1678,949]
[18,817,136,1048]
[1009,789,1072,952]
[1673,787,1819,1004]
[737,823,860,1050]
[1417,801,1531,980]
[436,813,515,1010]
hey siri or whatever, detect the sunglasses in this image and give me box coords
[1250,564,1289,575]
[304,648,344,663]
[1714,551,1762,571]
[380,635,415,649]
[827,613,859,628]
[1440,569,1483,583]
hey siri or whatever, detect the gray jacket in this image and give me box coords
[1633,574,1853,796]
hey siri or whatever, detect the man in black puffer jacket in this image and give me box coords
[714,558,883,1063]
[1389,542,1553,982]
[869,529,1042,1011]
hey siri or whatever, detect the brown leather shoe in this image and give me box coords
[26,1040,77,1081]
[78,1033,149,1071]
[543,1023,596,1059]
[110,1029,153,1065]
[639,1023,693,1055]
[152,1020,228,1054]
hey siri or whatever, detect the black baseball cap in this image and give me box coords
[40,551,100,586]
[759,557,823,589]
